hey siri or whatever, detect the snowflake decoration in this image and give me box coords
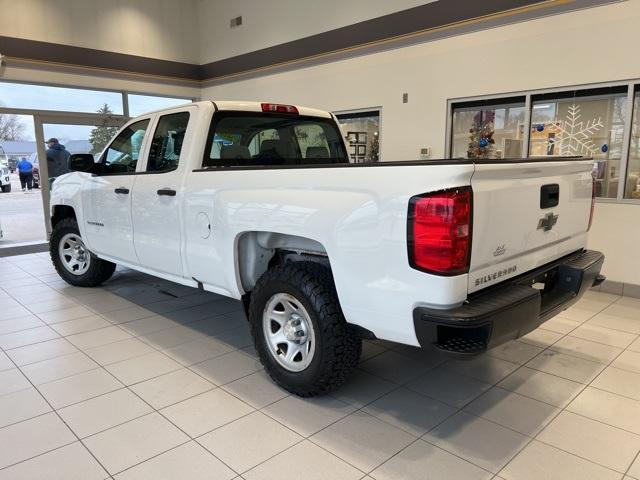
[546,103,604,156]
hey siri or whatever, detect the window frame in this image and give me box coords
[446,80,638,204]
[94,117,152,176]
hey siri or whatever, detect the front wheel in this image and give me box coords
[249,261,361,397]
[50,218,116,287]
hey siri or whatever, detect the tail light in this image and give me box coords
[588,175,596,231]
[408,187,472,275]
[261,103,299,114]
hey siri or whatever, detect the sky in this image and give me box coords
[1,82,190,142]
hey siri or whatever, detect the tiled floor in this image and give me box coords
[0,252,639,480]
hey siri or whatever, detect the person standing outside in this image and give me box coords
[17,156,34,193]
[46,138,71,189]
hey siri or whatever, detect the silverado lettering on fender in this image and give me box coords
[49,101,605,396]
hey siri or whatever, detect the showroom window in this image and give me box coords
[448,82,640,203]
[450,97,526,159]
[530,87,627,199]
[0,81,124,114]
[334,110,380,162]
[128,94,192,117]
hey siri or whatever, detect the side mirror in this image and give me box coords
[69,153,95,173]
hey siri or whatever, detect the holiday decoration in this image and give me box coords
[545,104,604,156]
[467,110,495,159]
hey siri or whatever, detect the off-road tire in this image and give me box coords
[50,217,116,287]
[249,261,361,396]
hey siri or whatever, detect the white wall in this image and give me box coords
[0,0,200,63]
[201,1,640,285]
[196,0,433,64]
[587,203,639,285]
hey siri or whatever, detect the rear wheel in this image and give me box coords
[1,184,11,193]
[249,261,361,396]
[50,218,116,287]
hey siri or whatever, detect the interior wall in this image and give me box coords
[196,0,434,64]
[201,1,640,285]
[0,0,200,64]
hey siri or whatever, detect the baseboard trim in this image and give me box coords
[592,280,640,299]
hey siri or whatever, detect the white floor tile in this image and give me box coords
[551,336,623,363]
[359,350,435,384]
[570,323,638,348]
[424,411,529,473]
[498,367,584,407]
[130,368,215,409]
[0,326,59,350]
[0,412,76,469]
[243,440,362,480]
[591,366,640,400]
[567,387,640,435]
[21,351,99,385]
[464,387,560,436]
[84,412,189,475]
[311,410,415,472]
[58,388,153,438]
[613,350,640,373]
[263,395,356,437]
[0,442,107,480]
[371,439,493,480]
[363,387,456,437]
[487,341,543,365]
[37,368,123,409]
[500,440,620,480]
[66,326,132,350]
[84,337,155,366]
[190,349,262,385]
[0,368,31,396]
[406,367,491,408]
[221,370,289,409]
[114,441,235,480]
[526,350,606,384]
[537,411,640,473]
[105,351,182,386]
[6,337,79,366]
[0,388,51,428]
[199,411,302,473]
[160,388,253,437]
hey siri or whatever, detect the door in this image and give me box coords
[131,110,191,277]
[81,119,150,263]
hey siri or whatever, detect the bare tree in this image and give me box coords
[0,113,26,141]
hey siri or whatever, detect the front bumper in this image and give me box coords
[413,249,605,355]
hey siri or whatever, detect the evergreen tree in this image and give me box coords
[89,104,119,155]
[467,110,495,159]
[368,134,379,162]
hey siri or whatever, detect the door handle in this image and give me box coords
[157,188,177,197]
[114,187,129,194]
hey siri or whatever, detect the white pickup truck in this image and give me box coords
[49,101,605,396]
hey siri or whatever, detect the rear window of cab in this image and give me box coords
[203,112,348,168]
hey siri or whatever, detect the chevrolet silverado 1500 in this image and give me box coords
[49,101,605,395]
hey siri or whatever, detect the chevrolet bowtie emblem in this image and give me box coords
[537,212,559,232]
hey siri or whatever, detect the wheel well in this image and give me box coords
[51,205,76,228]
[236,231,329,293]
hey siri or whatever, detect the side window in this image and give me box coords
[102,119,149,174]
[147,112,190,173]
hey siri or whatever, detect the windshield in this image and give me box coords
[203,113,348,168]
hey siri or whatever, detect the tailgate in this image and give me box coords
[468,159,593,294]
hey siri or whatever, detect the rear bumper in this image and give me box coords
[413,249,605,355]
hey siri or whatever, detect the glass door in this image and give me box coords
[34,114,126,238]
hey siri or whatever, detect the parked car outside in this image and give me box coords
[28,152,40,189]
